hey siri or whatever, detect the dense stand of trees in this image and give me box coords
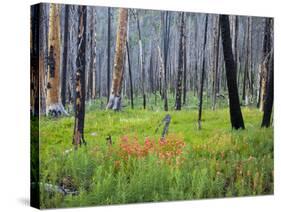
[31,3,274,148]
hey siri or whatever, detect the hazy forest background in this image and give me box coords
[30,3,273,209]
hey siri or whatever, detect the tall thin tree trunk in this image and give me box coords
[136,10,146,109]
[73,6,87,148]
[126,40,134,109]
[175,13,185,110]
[183,21,187,105]
[46,4,67,116]
[61,5,69,107]
[261,53,273,127]
[107,8,128,111]
[260,18,272,111]
[88,8,97,100]
[212,15,220,110]
[198,15,208,129]
[220,15,245,129]
[30,5,40,116]
[162,11,171,111]
[261,18,274,127]
[107,8,111,103]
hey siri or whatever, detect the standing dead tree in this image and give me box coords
[133,10,146,109]
[175,12,185,110]
[61,5,69,107]
[107,8,128,111]
[212,15,220,110]
[107,7,111,103]
[88,8,97,100]
[30,5,40,116]
[46,4,67,116]
[220,15,245,129]
[162,11,171,111]
[73,6,87,148]
[126,40,134,109]
[198,15,208,129]
[261,18,274,128]
[259,18,272,112]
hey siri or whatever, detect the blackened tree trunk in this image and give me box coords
[30,5,40,116]
[107,8,111,103]
[220,15,245,130]
[61,5,69,107]
[126,40,134,109]
[261,18,274,128]
[106,8,128,111]
[183,24,187,105]
[163,11,171,111]
[261,56,273,127]
[198,15,208,129]
[261,54,273,128]
[260,18,272,111]
[73,6,87,149]
[175,13,185,110]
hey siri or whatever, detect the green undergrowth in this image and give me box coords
[37,104,273,208]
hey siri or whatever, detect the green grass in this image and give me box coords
[35,97,273,208]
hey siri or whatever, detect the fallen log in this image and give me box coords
[155,114,171,139]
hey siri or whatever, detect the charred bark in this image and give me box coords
[73,6,87,148]
[61,5,69,107]
[220,15,245,129]
[126,40,134,109]
[175,13,185,110]
[30,4,40,116]
[107,8,111,103]
[198,15,208,129]
[261,18,274,128]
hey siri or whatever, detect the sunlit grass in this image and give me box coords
[35,96,273,208]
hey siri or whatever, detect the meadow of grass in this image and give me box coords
[35,95,274,208]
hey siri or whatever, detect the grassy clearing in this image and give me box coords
[36,98,273,208]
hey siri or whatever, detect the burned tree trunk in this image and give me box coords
[73,6,87,149]
[183,18,187,105]
[260,18,272,111]
[126,41,134,109]
[106,8,128,111]
[220,15,245,130]
[30,5,40,116]
[198,15,208,129]
[162,11,171,111]
[107,8,111,103]
[30,5,39,116]
[46,4,67,116]
[175,13,185,110]
[155,114,171,139]
[261,54,273,128]
[61,5,69,107]
[261,18,274,128]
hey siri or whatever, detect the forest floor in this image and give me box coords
[35,98,273,208]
